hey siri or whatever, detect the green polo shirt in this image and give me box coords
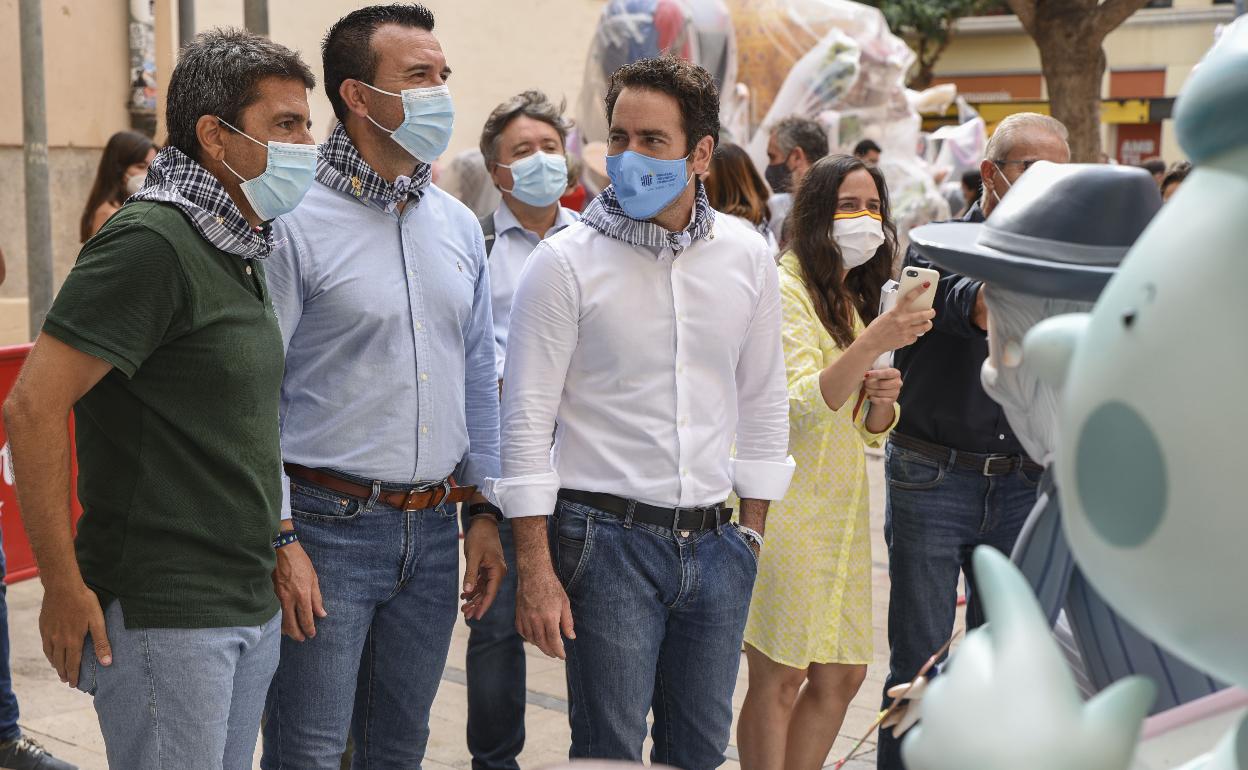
[43,201,284,629]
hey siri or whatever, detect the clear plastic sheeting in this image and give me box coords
[576,0,745,146]
[736,0,950,254]
[438,149,501,220]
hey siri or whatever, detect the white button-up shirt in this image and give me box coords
[490,214,794,518]
[488,201,579,378]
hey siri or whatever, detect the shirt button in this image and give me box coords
[677,365,685,374]
[415,322,424,331]
[679,417,689,427]
[680,468,689,477]
[420,373,429,381]
[421,425,429,435]
[407,269,415,278]
[999,434,1006,440]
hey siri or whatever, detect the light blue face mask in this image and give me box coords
[361,82,454,163]
[498,151,568,208]
[605,149,692,221]
[217,118,317,222]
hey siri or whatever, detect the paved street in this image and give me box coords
[6,453,952,769]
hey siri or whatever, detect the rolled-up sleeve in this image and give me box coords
[488,243,579,518]
[731,254,795,501]
[458,232,502,489]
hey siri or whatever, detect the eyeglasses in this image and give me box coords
[992,159,1042,171]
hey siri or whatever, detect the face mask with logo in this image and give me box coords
[125,172,147,197]
[217,118,318,222]
[605,150,692,221]
[832,210,885,269]
[765,162,792,194]
[361,82,454,163]
[498,151,568,208]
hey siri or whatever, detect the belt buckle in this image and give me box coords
[673,505,715,536]
[405,478,451,510]
[982,454,1010,476]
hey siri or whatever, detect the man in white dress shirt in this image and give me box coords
[490,56,794,769]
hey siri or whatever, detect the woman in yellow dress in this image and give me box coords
[737,155,935,770]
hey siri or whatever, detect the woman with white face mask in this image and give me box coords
[738,155,935,770]
[80,130,157,242]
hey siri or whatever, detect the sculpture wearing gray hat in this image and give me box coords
[909,161,1160,302]
[906,161,1224,723]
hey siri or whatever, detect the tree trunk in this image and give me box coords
[909,61,934,91]
[1034,23,1107,163]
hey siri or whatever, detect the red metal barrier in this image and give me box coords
[0,344,83,584]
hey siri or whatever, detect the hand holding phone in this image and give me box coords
[896,266,940,312]
[867,273,937,357]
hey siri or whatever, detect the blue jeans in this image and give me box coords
[77,600,279,769]
[554,497,758,770]
[261,474,460,770]
[0,530,20,743]
[877,441,1039,770]
[465,517,524,770]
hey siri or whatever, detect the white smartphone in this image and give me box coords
[896,266,940,312]
[871,268,939,370]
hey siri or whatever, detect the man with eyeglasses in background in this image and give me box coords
[876,112,1070,770]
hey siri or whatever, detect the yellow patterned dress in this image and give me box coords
[744,252,898,668]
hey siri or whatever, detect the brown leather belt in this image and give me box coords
[889,433,1043,477]
[284,463,476,511]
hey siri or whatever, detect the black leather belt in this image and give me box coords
[557,489,731,531]
[890,433,1043,477]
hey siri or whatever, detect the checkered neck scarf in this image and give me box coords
[580,180,716,250]
[317,122,432,213]
[129,146,272,259]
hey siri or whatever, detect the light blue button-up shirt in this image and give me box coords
[488,201,578,378]
[267,181,500,518]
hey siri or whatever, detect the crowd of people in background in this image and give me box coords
[0,4,1201,770]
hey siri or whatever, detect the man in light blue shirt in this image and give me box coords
[259,6,506,769]
[466,90,578,770]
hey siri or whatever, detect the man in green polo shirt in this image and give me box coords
[3,29,317,769]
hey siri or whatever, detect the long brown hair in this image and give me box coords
[80,131,156,242]
[789,154,897,349]
[704,142,770,227]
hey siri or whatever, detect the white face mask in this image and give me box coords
[832,210,886,269]
[990,164,1014,205]
[125,172,146,196]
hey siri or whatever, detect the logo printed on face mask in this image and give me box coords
[606,150,693,221]
[216,117,317,222]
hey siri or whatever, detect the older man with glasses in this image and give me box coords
[876,112,1071,770]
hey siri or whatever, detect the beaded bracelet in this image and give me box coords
[272,531,300,549]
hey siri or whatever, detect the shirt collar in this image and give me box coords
[128,146,272,259]
[495,200,579,238]
[579,180,716,252]
[317,122,432,213]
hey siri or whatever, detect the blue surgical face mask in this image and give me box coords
[217,118,317,222]
[498,151,568,208]
[605,150,693,221]
[361,82,454,163]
